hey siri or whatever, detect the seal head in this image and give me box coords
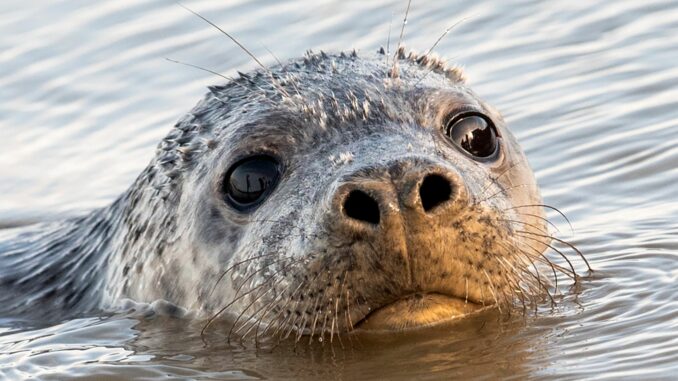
[0,49,553,337]
[102,48,549,335]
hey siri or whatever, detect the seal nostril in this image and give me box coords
[419,174,453,212]
[343,190,380,225]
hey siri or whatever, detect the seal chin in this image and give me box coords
[357,293,485,331]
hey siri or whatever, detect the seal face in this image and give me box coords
[0,48,556,338]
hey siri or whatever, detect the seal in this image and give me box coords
[0,46,584,339]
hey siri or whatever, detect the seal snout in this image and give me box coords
[418,173,454,212]
[343,189,381,225]
[337,163,460,229]
[318,161,498,331]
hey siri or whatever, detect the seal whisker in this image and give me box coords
[337,270,353,332]
[330,315,336,344]
[229,284,276,341]
[512,211,562,234]
[342,281,358,347]
[385,11,394,67]
[281,286,320,340]
[306,274,336,344]
[478,159,525,197]
[521,241,563,294]
[262,278,317,342]
[515,277,539,312]
[209,252,285,299]
[517,234,578,280]
[503,269,527,305]
[252,296,286,347]
[412,55,460,88]
[509,241,561,297]
[307,272,334,344]
[307,287,324,344]
[516,230,591,272]
[389,0,412,78]
[201,256,305,337]
[209,221,316,297]
[178,3,267,72]
[177,3,292,99]
[505,204,575,236]
[294,314,310,344]
[475,183,531,205]
[497,259,531,313]
[497,218,551,236]
[246,300,276,348]
[229,270,299,341]
[272,280,311,341]
[236,277,301,343]
[254,303,280,347]
[240,278,308,344]
[225,254,298,308]
[165,57,233,82]
[482,269,503,313]
[465,277,469,304]
[261,44,305,101]
[281,306,303,341]
[497,251,554,308]
[423,17,468,58]
[164,57,276,105]
[479,282,486,306]
[520,240,576,280]
[330,274,344,346]
[320,308,330,344]
[256,284,305,342]
[261,265,326,341]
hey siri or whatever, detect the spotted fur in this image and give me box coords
[0,49,584,341]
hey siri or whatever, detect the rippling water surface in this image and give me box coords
[1,0,677,379]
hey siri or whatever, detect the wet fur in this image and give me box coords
[0,46,586,342]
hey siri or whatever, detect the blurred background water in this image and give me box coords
[1,0,677,379]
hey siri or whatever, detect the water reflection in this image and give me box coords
[122,309,535,380]
[1,0,678,379]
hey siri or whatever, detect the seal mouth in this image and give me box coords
[356,293,485,331]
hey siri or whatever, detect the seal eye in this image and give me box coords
[223,155,281,211]
[445,113,498,158]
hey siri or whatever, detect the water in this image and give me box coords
[1,0,677,379]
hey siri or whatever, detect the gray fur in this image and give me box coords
[0,48,558,338]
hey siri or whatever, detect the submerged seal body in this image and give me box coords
[0,47,559,336]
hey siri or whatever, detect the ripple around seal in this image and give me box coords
[1,0,678,379]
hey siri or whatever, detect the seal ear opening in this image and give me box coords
[343,190,380,225]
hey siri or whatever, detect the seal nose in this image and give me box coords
[343,190,380,225]
[418,174,453,213]
[337,163,461,228]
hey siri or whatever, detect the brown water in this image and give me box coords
[1,0,677,379]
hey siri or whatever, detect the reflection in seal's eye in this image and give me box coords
[446,113,498,158]
[223,155,281,211]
